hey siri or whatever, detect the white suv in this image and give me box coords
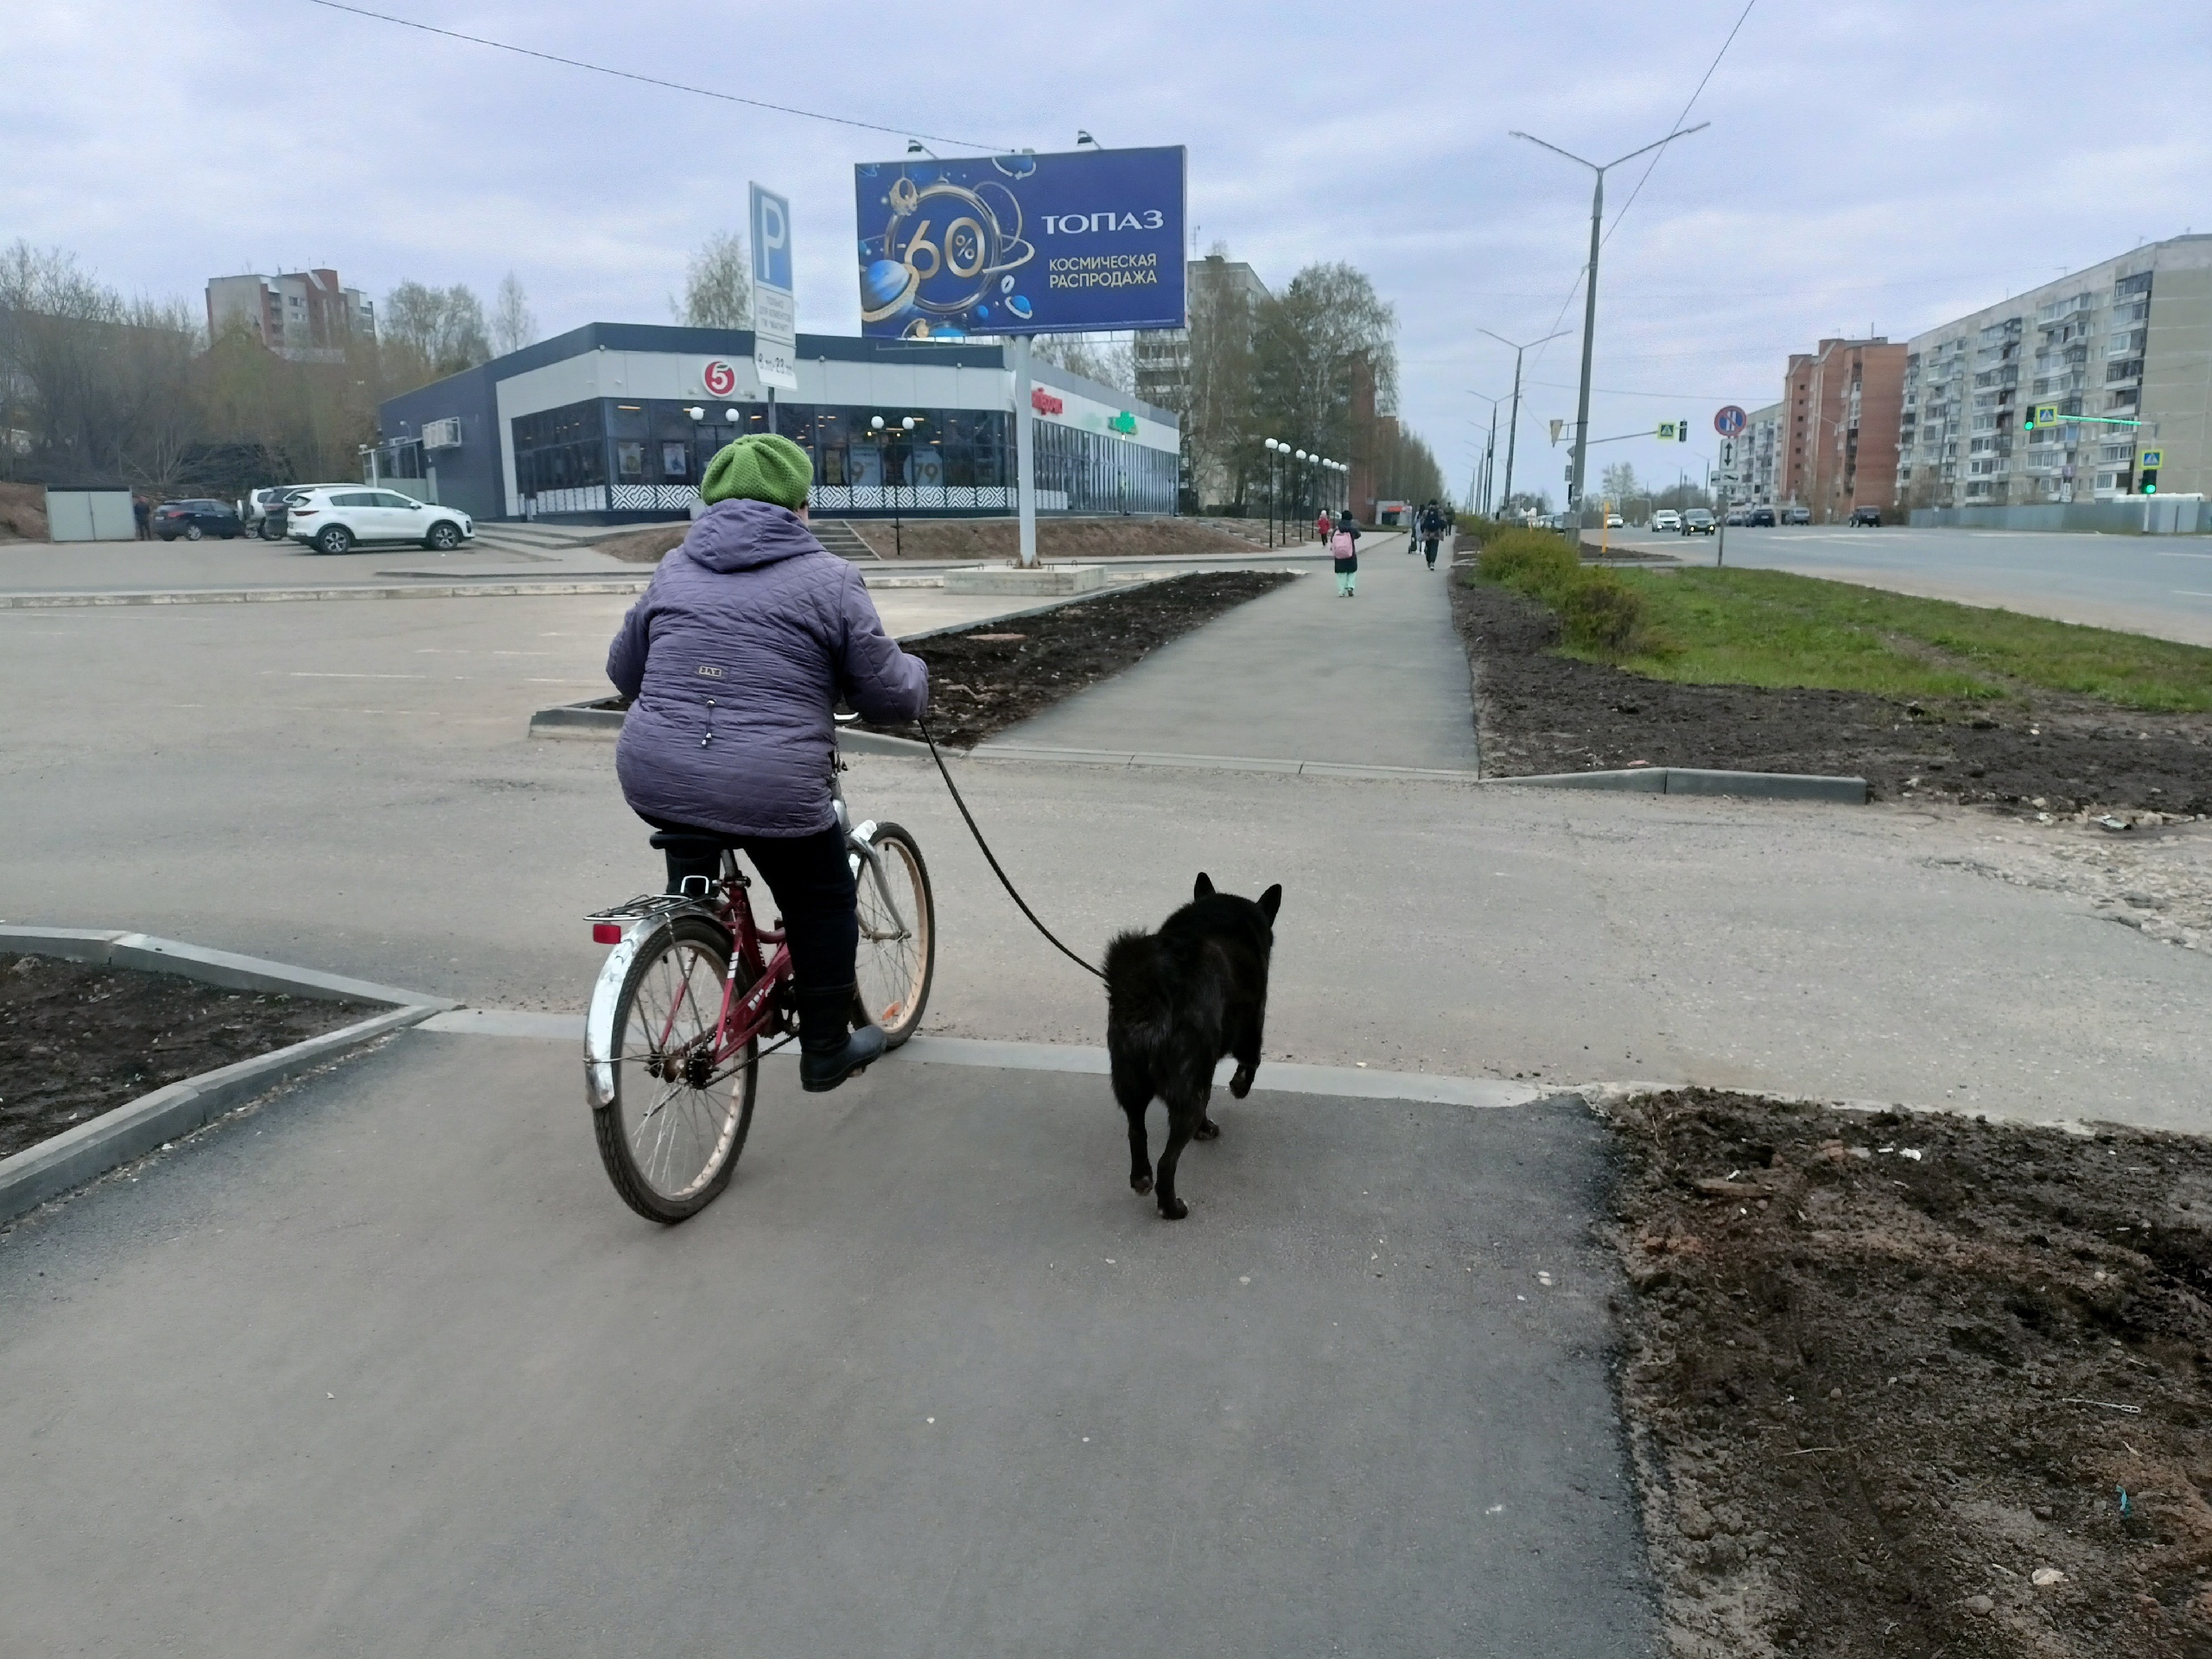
[285,487,474,555]
[1650,509,1682,532]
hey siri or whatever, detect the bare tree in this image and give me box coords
[1031,334,1131,392]
[677,232,750,329]
[382,281,491,385]
[1251,263,1400,511]
[492,271,537,357]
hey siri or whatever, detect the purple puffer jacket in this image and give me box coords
[607,499,929,838]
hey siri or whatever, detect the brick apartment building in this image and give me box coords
[1777,337,1907,522]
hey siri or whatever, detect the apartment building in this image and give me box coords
[1897,234,2212,506]
[1777,338,1906,521]
[206,269,376,361]
[1134,254,1269,508]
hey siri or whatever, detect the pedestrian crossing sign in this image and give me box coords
[2140,448,2163,469]
[2028,403,2058,429]
[1656,422,1678,441]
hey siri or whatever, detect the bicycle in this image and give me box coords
[582,738,936,1224]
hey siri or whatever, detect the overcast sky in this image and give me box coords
[9,0,2209,499]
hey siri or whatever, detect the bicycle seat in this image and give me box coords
[649,830,739,856]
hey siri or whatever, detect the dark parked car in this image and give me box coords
[1746,505,1777,527]
[245,486,297,540]
[1783,505,1812,524]
[1849,505,1883,527]
[152,499,243,542]
[1681,508,1717,535]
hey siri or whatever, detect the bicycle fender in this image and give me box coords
[584,934,639,1111]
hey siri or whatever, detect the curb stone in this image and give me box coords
[525,711,1872,804]
[0,928,454,1224]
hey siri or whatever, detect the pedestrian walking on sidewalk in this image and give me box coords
[1313,506,1332,546]
[1419,501,1443,570]
[132,494,151,540]
[1331,512,1360,597]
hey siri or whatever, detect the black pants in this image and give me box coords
[645,817,857,995]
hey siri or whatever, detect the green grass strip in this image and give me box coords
[1605,568,2212,713]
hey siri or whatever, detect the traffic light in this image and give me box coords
[2142,469,2159,494]
[1678,419,1690,443]
[2141,448,2163,493]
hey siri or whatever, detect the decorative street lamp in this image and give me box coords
[871,414,918,557]
[1263,437,1285,546]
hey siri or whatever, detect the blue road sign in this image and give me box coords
[1715,405,1748,437]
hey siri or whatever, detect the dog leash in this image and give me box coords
[913,715,1106,982]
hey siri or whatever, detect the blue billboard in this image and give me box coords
[854,146,1186,339]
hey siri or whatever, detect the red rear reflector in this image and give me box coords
[592,923,623,944]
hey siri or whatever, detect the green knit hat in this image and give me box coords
[700,432,812,511]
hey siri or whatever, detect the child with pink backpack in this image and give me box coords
[1330,513,1361,597]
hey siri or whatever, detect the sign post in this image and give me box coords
[1713,406,1747,567]
[853,146,1185,568]
[1014,336,1037,566]
[748,182,798,394]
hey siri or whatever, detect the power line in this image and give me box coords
[1600,0,1758,256]
[302,0,1009,150]
[1525,0,1759,370]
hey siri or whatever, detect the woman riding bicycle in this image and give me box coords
[606,432,929,1093]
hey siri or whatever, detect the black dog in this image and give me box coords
[1103,873,1282,1219]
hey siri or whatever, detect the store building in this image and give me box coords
[374,322,1179,525]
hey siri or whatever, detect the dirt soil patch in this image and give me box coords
[1452,576,2212,815]
[0,954,372,1160]
[860,569,1296,747]
[598,516,1273,566]
[0,480,48,542]
[1605,1088,2212,1658]
[598,524,688,564]
[845,516,1268,561]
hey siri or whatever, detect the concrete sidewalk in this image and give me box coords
[0,1033,1652,1657]
[986,531,1479,772]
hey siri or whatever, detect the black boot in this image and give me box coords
[797,982,887,1093]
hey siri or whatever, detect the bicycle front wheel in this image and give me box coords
[594,915,757,1224]
[853,823,934,1046]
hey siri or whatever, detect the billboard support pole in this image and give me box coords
[1014,334,1038,567]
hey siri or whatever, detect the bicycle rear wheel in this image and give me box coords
[594,915,758,1223]
[852,823,934,1046]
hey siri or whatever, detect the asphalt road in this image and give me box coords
[3,570,2207,1128]
[1603,524,2212,645]
[0,1035,1652,1657]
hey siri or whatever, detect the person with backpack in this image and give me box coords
[1331,511,1361,597]
[1419,502,1444,570]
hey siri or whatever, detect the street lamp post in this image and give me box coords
[1293,449,1309,540]
[1477,328,1568,518]
[1510,122,1708,522]
[1263,437,1283,547]
[870,414,917,558]
[1466,391,1502,518]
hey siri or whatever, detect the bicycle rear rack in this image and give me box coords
[585,891,717,928]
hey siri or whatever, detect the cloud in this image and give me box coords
[5,0,2205,493]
